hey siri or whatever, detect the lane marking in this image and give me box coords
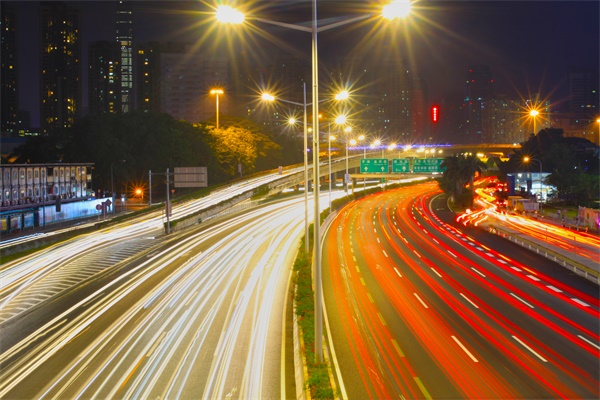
[392,339,405,357]
[571,298,590,307]
[378,313,387,326]
[413,293,429,309]
[471,267,486,278]
[511,266,522,272]
[432,238,439,244]
[377,237,381,243]
[383,250,389,258]
[460,293,479,309]
[512,335,548,362]
[355,265,360,273]
[578,335,600,350]
[510,293,534,308]
[146,331,167,357]
[367,293,374,303]
[414,377,432,400]
[394,267,402,278]
[360,278,366,286]
[447,250,457,258]
[527,275,541,282]
[451,335,479,362]
[430,268,442,278]
[546,285,562,293]
[413,250,421,258]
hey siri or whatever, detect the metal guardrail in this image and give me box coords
[492,225,599,285]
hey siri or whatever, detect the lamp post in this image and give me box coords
[530,109,539,135]
[217,0,411,363]
[261,86,346,252]
[523,156,543,214]
[328,130,335,211]
[210,89,224,129]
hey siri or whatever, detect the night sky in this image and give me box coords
[10,0,600,127]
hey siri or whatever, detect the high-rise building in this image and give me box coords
[481,96,525,144]
[135,43,157,113]
[141,43,229,123]
[1,3,18,134]
[40,1,81,134]
[568,68,598,122]
[88,41,120,115]
[463,65,494,144]
[116,1,133,113]
[411,77,427,142]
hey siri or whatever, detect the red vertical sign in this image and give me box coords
[431,105,439,123]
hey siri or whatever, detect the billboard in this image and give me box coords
[174,167,208,188]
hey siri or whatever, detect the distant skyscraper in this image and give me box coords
[568,68,598,122]
[136,43,157,113]
[482,96,525,144]
[1,3,18,134]
[463,65,494,143]
[88,41,120,115]
[40,2,81,134]
[144,43,229,123]
[116,1,133,113]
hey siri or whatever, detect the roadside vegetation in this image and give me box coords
[438,129,599,210]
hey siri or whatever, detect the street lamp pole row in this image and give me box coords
[216,0,412,363]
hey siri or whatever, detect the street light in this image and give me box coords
[261,87,347,252]
[217,0,411,363]
[328,132,335,210]
[210,89,224,129]
[523,156,543,214]
[529,109,539,135]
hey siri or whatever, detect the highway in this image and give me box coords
[323,181,599,399]
[0,194,338,398]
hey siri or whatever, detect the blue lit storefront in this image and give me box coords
[0,163,95,234]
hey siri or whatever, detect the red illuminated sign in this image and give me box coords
[431,105,439,123]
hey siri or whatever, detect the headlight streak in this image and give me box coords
[4,192,341,399]
[1,169,304,322]
[1,214,258,396]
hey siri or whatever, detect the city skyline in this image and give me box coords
[5,0,599,128]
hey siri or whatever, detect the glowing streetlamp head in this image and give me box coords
[529,109,539,117]
[344,126,352,133]
[388,143,396,150]
[210,89,224,95]
[350,139,357,146]
[523,156,531,163]
[373,139,381,146]
[335,115,347,125]
[358,134,365,141]
[288,117,297,125]
[261,93,275,101]
[216,6,245,24]
[329,135,336,141]
[335,90,349,101]
[382,0,411,20]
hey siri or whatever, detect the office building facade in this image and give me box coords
[40,1,81,134]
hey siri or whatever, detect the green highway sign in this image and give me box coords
[360,158,388,173]
[413,158,445,173]
[392,158,410,173]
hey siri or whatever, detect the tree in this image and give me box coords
[439,154,486,208]
[208,124,281,179]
